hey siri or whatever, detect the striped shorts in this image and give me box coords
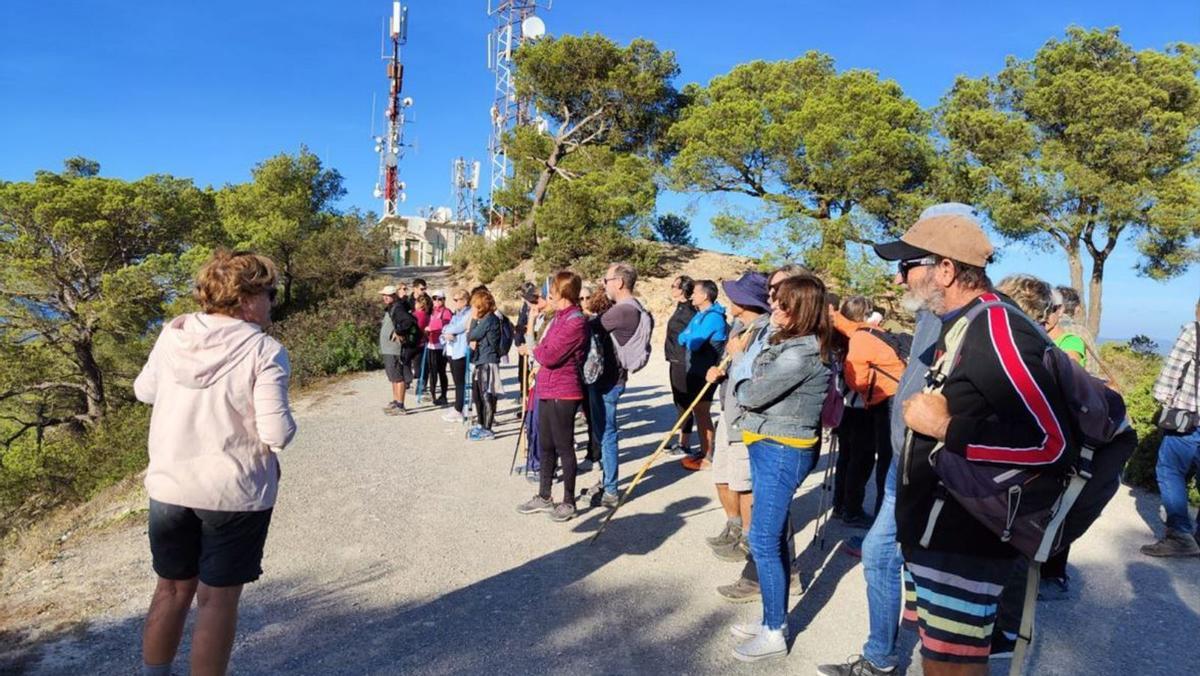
[901,547,1014,664]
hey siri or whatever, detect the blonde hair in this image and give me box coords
[194,249,278,316]
[996,274,1053,324]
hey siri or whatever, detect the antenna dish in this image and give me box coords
[522,16,546,40]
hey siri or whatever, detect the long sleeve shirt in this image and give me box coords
[831,312,904,407]
[442,309,471,360]
[1153,321,1199,414]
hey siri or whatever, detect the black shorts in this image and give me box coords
[148,499,273,587]
[383,353,414,384]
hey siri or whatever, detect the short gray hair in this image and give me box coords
[609,262,637,291]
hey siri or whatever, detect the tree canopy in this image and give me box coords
[938,27,1200,335]
[667,53,935,280]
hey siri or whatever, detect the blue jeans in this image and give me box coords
[590,382,625,496]
[1156,427,1200,534]
[860,459,903,669]
[747,438,818,630]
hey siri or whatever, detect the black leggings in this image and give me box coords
[425,349,448,400]
[835,403,892,517]
[539,399,580,505]
[449,357,467,414]
[668,362,696,437]
[472,369,497,431]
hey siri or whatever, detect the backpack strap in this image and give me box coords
[1010,562,1041,676]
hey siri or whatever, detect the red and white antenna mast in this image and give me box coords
[374,2,411,219]
[486,1,550,239]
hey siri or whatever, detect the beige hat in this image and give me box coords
[874,210,994,268]
[378,285,398,296]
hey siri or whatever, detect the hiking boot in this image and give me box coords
[988,632,1017,661]
[817,656,896,675]
[717,577,760,603]
[729,621,761,639]
[732,625,788,662]
[1140,529,1200,558]
[712,535,750,563]
[517,495,554,514]
[600,492,620,508]
[549,503,577,522]
[706,522,742,548]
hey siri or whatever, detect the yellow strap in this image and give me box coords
[741,430,818,449]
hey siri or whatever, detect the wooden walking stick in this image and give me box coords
[590,355,733,545]
[510,366,535,475]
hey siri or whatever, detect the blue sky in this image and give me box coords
[2,0,1197,340]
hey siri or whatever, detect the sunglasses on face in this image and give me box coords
[898,256,939,278]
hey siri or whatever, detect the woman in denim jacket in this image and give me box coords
[729,274,832,662]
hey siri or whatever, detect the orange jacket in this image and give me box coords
[831,312,904,407]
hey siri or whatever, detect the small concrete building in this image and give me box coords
[383,210,476,267]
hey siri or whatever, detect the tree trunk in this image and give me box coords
[520,141,568,245]
[72,336,105,421]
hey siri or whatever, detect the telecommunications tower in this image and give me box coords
[373,2,411,219]
[486,0,550,237]
[451,158,481,230]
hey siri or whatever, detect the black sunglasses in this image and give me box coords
[898,256,938,278]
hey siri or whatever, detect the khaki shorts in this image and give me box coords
[712,419,752,492]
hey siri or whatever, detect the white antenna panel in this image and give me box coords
[522,16,546,40]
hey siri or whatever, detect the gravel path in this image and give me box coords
[3,357,1198,675]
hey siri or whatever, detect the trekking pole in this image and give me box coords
[416,345,429,401]
[463,345,473,431]
[591,355,732,545]
[813,431,839,550]
[509,367,533,474]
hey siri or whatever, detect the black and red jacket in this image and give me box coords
[896,293,1074,558]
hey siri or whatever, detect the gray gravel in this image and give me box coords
[5,357,1199,675]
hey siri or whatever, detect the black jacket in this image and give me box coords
[514,302,531,347]
[896,293,1073,558]
[664,302,696,365]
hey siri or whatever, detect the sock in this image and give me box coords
[143,663,172,676]
[728,517,743,530]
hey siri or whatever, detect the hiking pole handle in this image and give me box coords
[590,355,733,545]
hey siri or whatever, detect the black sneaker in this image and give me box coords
[817,656,895,675]
[989,632,1017,660]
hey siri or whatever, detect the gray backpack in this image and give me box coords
[612,298,654,374]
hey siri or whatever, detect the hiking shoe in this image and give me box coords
[717,577,760,603]
[989,632,1017,661]
[681,455,711,471]
[842,512,874,529]
[732,625,788,662]
[600,491,619,508]
[707,522,742,548]
[1140,529,1200,557]
[517,495,554,514]
[666,441,690,457]
[468,428,495,442]
[818,656,896,675]
[549,503,577,522]
[382,401,401,415]
[712,536,750,563]
[433,396,448,406]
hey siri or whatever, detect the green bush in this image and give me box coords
[1100,341,1164,490]
[274,286,384,387]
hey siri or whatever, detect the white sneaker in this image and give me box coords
[732,625,788,662]
[729,621,760,640]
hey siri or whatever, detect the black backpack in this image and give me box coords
[497,312,516,357]
[856,326,913,364]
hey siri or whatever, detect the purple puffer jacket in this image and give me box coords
[533,306,587,400]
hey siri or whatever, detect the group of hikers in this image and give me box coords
[130,202,1200,675]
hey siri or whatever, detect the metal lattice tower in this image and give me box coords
[451,158,481,232]
[373,2,410,219]
[486,1,550,237]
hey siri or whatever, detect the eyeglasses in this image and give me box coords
[603,277,617,283]
[898,256,939,278]
[267,288,278,304]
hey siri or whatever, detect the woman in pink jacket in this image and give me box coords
[516,271,588,522]
[134,250,296,676]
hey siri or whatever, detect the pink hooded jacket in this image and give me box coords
[134,313,297,511]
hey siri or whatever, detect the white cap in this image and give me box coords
[431,289,446,298]
[379,285,398,295]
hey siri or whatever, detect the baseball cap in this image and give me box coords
[874,202,994,268]
[431,289,445,299]
[721,272,770,313]
[378,285,398,296]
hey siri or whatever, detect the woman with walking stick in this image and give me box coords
[516,271,588,522]
[727,274,832,662]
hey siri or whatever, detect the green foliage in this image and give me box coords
[937,27,1200,336]
[216,147,346,308]
[491,270,528,307]
[667,54,935,282]
[273,286,385,387]
[650,213,697,247]
[290,210,388,311]
[1100,341,1166,491]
